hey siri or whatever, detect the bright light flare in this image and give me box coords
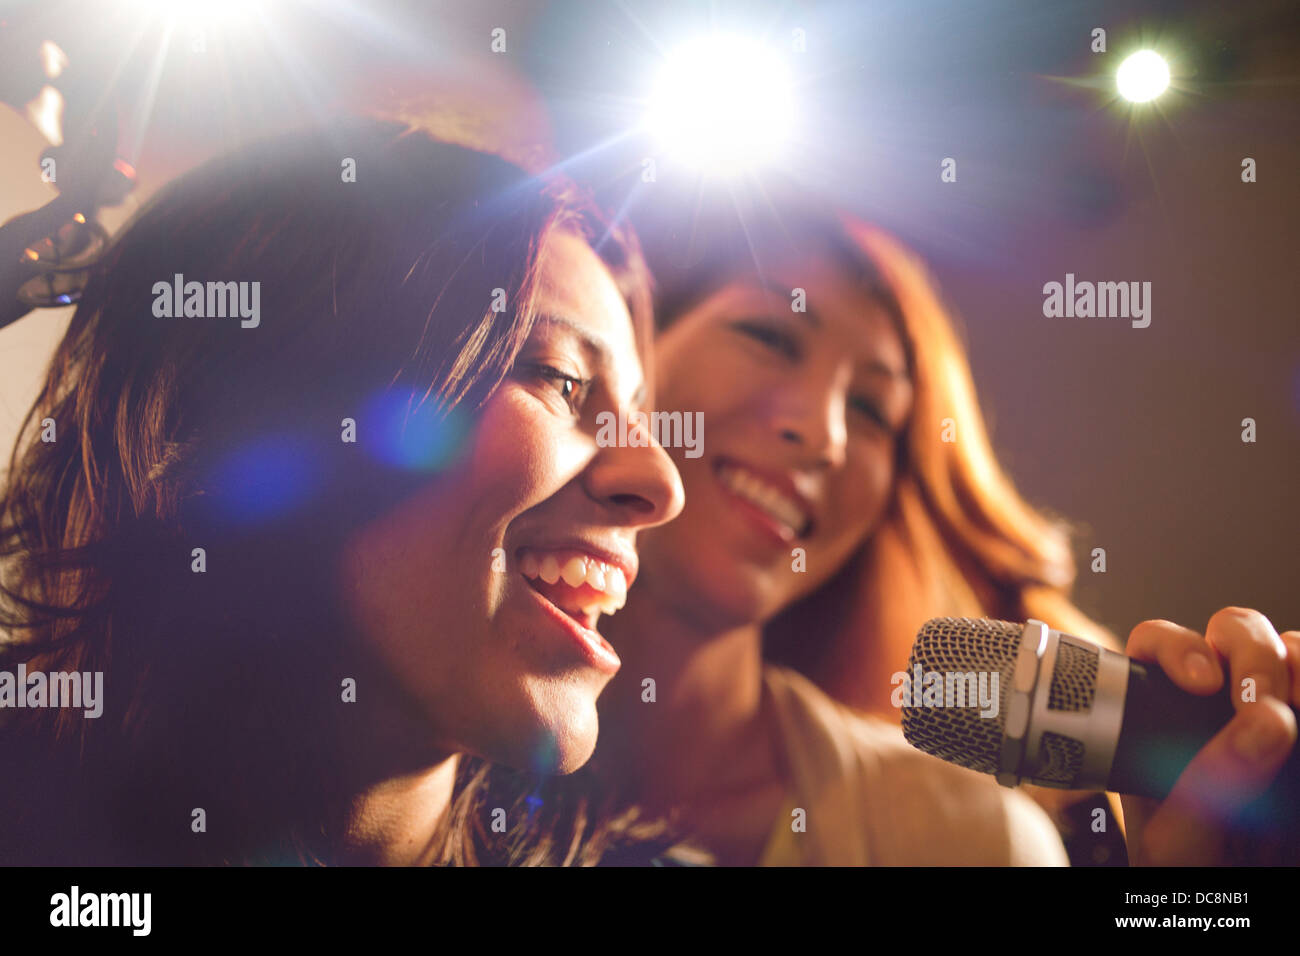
[130,0,262,26]
[25,86,64,145]
[1116,50,1170,103]
[40,41,69,79]
[646,35,795,175]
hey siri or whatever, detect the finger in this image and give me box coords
[1203,607,1289,711]
[1126,619,1223,694]
[1132,696,1297,866]
[1280,631,1300,710]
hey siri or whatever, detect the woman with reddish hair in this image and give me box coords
[590,194,1298,866]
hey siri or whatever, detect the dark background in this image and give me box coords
[1,0,1296,640]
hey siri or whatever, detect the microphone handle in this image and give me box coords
[1106,659,1300,826]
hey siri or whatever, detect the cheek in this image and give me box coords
[657,343,757,421]
[656,325,729,408]
[466,396,555,519]
[339,393,578,640]
[653,368,698,415]
[825,440,898,549]
[460,389,589,529]
[335,392,602,738]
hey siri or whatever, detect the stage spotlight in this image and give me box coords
[646,34,795,175]
[1116,50,1170,103]
[130,0,261,25]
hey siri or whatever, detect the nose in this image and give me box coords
[583,422,685,529]
[771,371,848,469]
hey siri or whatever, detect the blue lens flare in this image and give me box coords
[528,732,560,775]
[361,389,467,473]
[200,389,466,526]
[206,433,322,525]
[524,790,544,822]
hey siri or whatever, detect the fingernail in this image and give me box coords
[1233,717,1286,762]
[1184,651,1212,683]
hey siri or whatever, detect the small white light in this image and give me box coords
[646,34,795,175]
[1116,50,1170,103]
[40,41,69,79]
[25,85,64,146]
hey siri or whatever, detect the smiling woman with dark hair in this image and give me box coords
[0,117,683,865]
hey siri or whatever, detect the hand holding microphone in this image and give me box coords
[901,607,1299,865]
[1119,609,1298,865]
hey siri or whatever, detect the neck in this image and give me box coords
[339,756,460,866]
[599,569,768,806]
[332,654,461,866]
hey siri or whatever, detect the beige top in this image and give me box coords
[757,665,1069,866]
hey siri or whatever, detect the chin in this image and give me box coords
[549,740,597,776]
[655,537,785,628]
[525,730,596,776]
[546,697,601,774]
[499,684,601,775]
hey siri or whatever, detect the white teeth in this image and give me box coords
[605,567,627,608]
[518,549,630,616]
[719,465,807,534]
[561,556,587,587]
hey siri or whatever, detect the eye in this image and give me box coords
[849,394,891,431]
[528,364,591,416]
[730,320,800,360]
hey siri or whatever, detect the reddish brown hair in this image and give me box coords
[642,196,1119,718]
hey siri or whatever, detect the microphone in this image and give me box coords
[900,617,1300,816]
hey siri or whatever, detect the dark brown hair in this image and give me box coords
[0,117,658,865]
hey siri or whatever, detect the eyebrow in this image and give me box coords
[533,313,647,408]
[743,278,908,382]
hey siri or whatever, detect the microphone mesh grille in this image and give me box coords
[1048,639,1098,712]
[900,617,1022,773]
[1036,731,1085,783]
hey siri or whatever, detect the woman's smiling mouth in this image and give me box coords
[712,457,815,544]
[519,548,629,624]
[513,546,633,673]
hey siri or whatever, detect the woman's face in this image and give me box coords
[337,230,684,774]
[640,249,914,628]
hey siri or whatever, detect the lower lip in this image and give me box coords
[522,582,621,675]
[713,462,799,548]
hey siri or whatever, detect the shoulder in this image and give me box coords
[762,665,1068,866]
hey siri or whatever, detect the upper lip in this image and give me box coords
[514,536,638,589]
[714,454,820,536]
